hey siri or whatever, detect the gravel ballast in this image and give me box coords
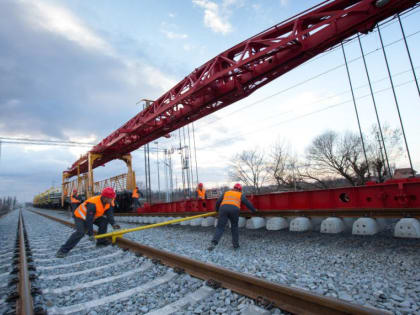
[32,208,420,314]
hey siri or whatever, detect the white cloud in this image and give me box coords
[192,0,233,34]
[280,0,288,7]
[161,30,188,39]
[19,0,112,53]
[169,13,175,18]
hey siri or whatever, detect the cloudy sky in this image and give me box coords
[1,0,419,202]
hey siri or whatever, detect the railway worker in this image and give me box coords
[196,183,206,200]
[56,187,121,258]
[70,189,81,212]
[208,183,258,251]
[131,186,142,211]
[196,182,207,207]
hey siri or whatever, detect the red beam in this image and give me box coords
[65,0,419,177]
[137,178,420,216]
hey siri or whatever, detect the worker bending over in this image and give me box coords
[208,183,257,251]
[56,187,120,258]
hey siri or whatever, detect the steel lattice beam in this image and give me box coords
[65,0,419,178]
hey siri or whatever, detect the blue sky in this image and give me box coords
[0,0,419,202]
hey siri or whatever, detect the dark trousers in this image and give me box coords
[70,203,79,217]
[132,198,141,210]
[212,206,240,247]
[60,216,109,253]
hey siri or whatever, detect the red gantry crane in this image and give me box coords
[63,0,419,199]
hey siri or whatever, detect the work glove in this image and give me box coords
[88,235,95,242]
[112,224,121,230]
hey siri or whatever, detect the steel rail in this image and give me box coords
[17,211,34,315]
[115,208,420,218]
[33,210,390,315]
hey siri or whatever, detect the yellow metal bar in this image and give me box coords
[95,212,216,243]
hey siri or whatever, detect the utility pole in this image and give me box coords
[155,141,160,201]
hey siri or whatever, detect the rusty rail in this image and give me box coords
[17,211,34,315]
[33,210,390,315]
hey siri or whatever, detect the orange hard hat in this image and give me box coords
[233,183,242,191]
[101,187,116,199]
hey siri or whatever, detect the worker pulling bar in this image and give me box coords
[95,212,217,243]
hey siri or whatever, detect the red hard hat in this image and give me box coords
[72,189,77,193]
[101,187,116,199]
[233,183,242,191]
[198,183,203,188]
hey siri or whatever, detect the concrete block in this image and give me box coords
[201,217,215,227]
[289,217,312,232]
[352,218,379,235]
[245,217,266,229]
[190,218,203,226]
[266,217,289,230]
[238,217,246,228]
[394,218,420,238]
[320,217,345,234]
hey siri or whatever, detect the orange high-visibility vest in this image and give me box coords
[132,188,139,198]
[74,195,110,220]
[71,194,80,204]
[220,191,242,208]
[197,188,206,200]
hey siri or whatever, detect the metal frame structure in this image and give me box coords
[137,178,420,218]
[63,0,419,180]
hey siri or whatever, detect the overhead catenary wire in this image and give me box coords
[377,24,415,175]
[197,76,419,151]
[197,27,420,129]
[341,42,370,178]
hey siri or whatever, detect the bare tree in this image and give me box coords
[365,124,403,181]
[304,126,403,187]
[305,131,368,186]
[229,149,268,193]
[267,141,301,190]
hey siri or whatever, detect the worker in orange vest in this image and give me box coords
[196,183,206,200]
[132,186,142,211]
[208,183,257,251]
[56,187,120,258]
[70,189,81,212]
[196,182,207,207]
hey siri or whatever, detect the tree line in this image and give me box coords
[229,125,408,193]
[0,196,17,215]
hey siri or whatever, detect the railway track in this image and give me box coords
[0,208,393,314]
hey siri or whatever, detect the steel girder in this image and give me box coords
[65,0,419,177]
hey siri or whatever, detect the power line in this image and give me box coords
[197,76,419,151]
[197,26,420,129]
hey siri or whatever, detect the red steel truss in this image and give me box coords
[136,178,420,217]
[65,0,419,177]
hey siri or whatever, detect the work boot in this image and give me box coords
[56,250,68,258]
[207,240,217,251]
